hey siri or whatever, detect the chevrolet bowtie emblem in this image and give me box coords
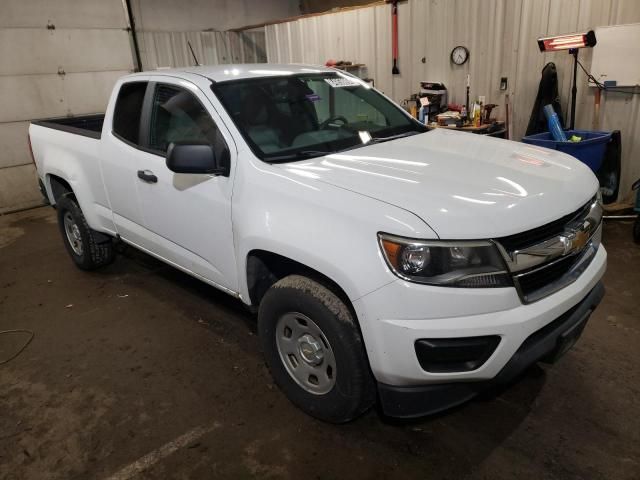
[573,229,590,251]
[561,228,590,255]
[503,199,601,274]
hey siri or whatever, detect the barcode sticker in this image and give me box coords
[324,77,360,88]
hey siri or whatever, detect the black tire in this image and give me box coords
[258,275,375,423]
[56,194,114,270]
[634,218,640,244]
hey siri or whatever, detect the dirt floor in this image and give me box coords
[0,206,638,480]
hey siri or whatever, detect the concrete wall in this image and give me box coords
[0,0,134,214]
[265,0,640,200]
[0,0,297,213]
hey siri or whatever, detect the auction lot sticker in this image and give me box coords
[325,77,360,88]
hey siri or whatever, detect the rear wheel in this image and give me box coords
[56,195,114,270]
[258,275,375,423]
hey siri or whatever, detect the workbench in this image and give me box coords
[426,121,506,138]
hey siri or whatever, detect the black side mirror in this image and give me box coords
[166,142,227,175]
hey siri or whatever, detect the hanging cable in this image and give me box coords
[576,58,640,95]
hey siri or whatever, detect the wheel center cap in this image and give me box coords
[297,334,324,366]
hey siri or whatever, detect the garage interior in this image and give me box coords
[1,0,639,479]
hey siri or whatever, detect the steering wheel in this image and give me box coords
[319,115,350,130]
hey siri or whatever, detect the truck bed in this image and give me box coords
[32,114,104,140]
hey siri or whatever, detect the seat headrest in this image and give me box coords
[241,92,270,126]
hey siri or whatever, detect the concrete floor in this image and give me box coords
[0,207,638,480]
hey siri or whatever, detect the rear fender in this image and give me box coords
[43,156,104,232]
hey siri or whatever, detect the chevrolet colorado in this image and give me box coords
[29,64,606,422]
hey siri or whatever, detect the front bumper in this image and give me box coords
[376,281,604,418]
[352,244,607,418]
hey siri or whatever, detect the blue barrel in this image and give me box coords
[522,130,612,172]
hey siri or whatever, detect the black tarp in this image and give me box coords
[526,62,565,136]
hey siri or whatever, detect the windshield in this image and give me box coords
[212,73,425,162]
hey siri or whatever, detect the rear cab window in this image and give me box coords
[112,81,148,145]
[110,78,231,174]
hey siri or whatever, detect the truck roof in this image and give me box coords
[132,63,336,83]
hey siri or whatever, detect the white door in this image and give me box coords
[132,79,238,293]
[102,80,150,245]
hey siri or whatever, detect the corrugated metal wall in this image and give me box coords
[0,0,134,213]
[129,0,299,32]
[265,0,640,199]
[138,30,266,70]
[130,0,285,70]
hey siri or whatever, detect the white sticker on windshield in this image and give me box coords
[324,77,360,88]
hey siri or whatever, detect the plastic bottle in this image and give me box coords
[473,103,481,127]
[543,104,567,142]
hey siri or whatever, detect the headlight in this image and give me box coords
[378,233,512,287]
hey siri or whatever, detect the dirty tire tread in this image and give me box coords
[258,275,375,423]
[56,194,114,270]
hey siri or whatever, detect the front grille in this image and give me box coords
[516,254,580,298]
[499,199,592,252]
[496,196,600,303]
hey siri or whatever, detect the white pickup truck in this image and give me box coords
[29,64,606,422]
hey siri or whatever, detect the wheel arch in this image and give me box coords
[246,249,356,319]
[42,167,111,235]
[46,174,74,204]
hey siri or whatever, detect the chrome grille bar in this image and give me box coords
[495,196,602,303]
[496,198,602,274]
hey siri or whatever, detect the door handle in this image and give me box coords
[137,170,158,183]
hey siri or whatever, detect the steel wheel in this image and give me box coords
[63,211,83,256]
[275,312,337,395]
[258,275,375,422]
[56,195,114,270]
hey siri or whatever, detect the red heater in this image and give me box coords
[537,30,597,129]
[537,30,597,52]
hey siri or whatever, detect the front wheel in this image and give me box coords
[258,275,375,423]
[56,195,114,270]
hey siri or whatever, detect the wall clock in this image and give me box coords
[451,46,469,65]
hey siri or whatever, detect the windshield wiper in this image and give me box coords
[264,132,421,163]
[368,131,420,144]
[264,150,330,163]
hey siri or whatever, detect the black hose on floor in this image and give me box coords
[0,330,35,365]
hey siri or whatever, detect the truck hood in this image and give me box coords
[277,129,598,239]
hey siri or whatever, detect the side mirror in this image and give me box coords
[166,142,227,175]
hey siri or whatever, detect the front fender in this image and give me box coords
[233,158,437,304]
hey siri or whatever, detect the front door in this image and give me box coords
[133,79,238,293]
